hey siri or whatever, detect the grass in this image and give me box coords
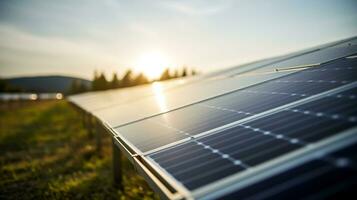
[0,100,158,200]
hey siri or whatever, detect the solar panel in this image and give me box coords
[216,142,357,200]
[67,38,357,199]
[93,42,357,128]
[329,37,357,49]
[115,56,357,153]
[210,36,357,78]
[148,84,357,190]
[96,71,291,127]
[69,77,193,113]
[228,41,357,76]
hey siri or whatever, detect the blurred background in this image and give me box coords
[0,0,356,199]
[1,0,357,95]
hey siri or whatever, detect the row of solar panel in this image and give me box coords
[147,81,357,190]
[116,56,357,153]
[69,39,357,130]
[68,37,357,199]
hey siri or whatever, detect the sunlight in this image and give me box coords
[152,82,170,122]
[152,82,168,113]
[135,52,169,80]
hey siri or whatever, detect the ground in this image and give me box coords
[0,100,158,200]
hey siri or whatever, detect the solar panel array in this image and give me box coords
[69,37,357,199]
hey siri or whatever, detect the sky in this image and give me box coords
[0,0,356,80]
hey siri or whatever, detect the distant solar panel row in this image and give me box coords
[116,56,357,153]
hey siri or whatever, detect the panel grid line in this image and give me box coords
[148,119,251,169]
[235,124,307,145]
[198,104,254,116]
[304,66,356,73]
[274,80,350,84]
[285,108,357,123]
[241,89,357,100]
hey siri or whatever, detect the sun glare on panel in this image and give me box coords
[152,82,170,122]
[135,52,170,80]
[152,82,168,112]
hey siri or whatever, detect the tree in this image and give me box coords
[173,68,181,78]
[69,80,88,94]
[110,72,121,89]
[79,81,88,93]
[92,70,100,91]
[0,79,6,92]
[120,69,134,87]
[0,79,23,92]
[134,73,149,85]
[97,72,108,90]
[160,68,170,81]
[182,67,188,77]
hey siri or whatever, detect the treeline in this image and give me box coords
[69,67,197,94]
[0,79,23,92]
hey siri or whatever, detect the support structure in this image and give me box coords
[112,138,123,189]
[95,120,103,155]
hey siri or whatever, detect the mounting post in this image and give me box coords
[112,138,123,189]
[95,120,102,155]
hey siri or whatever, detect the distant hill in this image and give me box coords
[3,75,91,94]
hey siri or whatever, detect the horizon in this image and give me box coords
[1,0,357,80]
[0,65,198,80]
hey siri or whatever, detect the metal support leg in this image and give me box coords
[87,114,91,133]
[95,120,102,155]
[81,110,86,128]
[112,138,123,189]
[87,114,94,138]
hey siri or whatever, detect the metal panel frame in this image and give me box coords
[103,121,188,199]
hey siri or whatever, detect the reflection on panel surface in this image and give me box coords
[116,57,357,152]
[69,38,357,119]
[96,46,357,127]
[69,77,191,112]
[96,72,289,127]
[96,44,357,127]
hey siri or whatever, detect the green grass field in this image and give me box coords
[0,100,158,200]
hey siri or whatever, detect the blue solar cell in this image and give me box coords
[218,143,357,200]
[149,86,357,190]
[151,141,246,190]
[116,57,357,152]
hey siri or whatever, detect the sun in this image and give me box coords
[135,52,169,80]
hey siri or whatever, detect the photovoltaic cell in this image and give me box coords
[218,143,357,200]
[116,57,357,152]
[149,86,357,190]
[218,39,357,78]
[150,141,246,190]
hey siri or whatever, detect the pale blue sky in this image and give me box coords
[0,0,356,79]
